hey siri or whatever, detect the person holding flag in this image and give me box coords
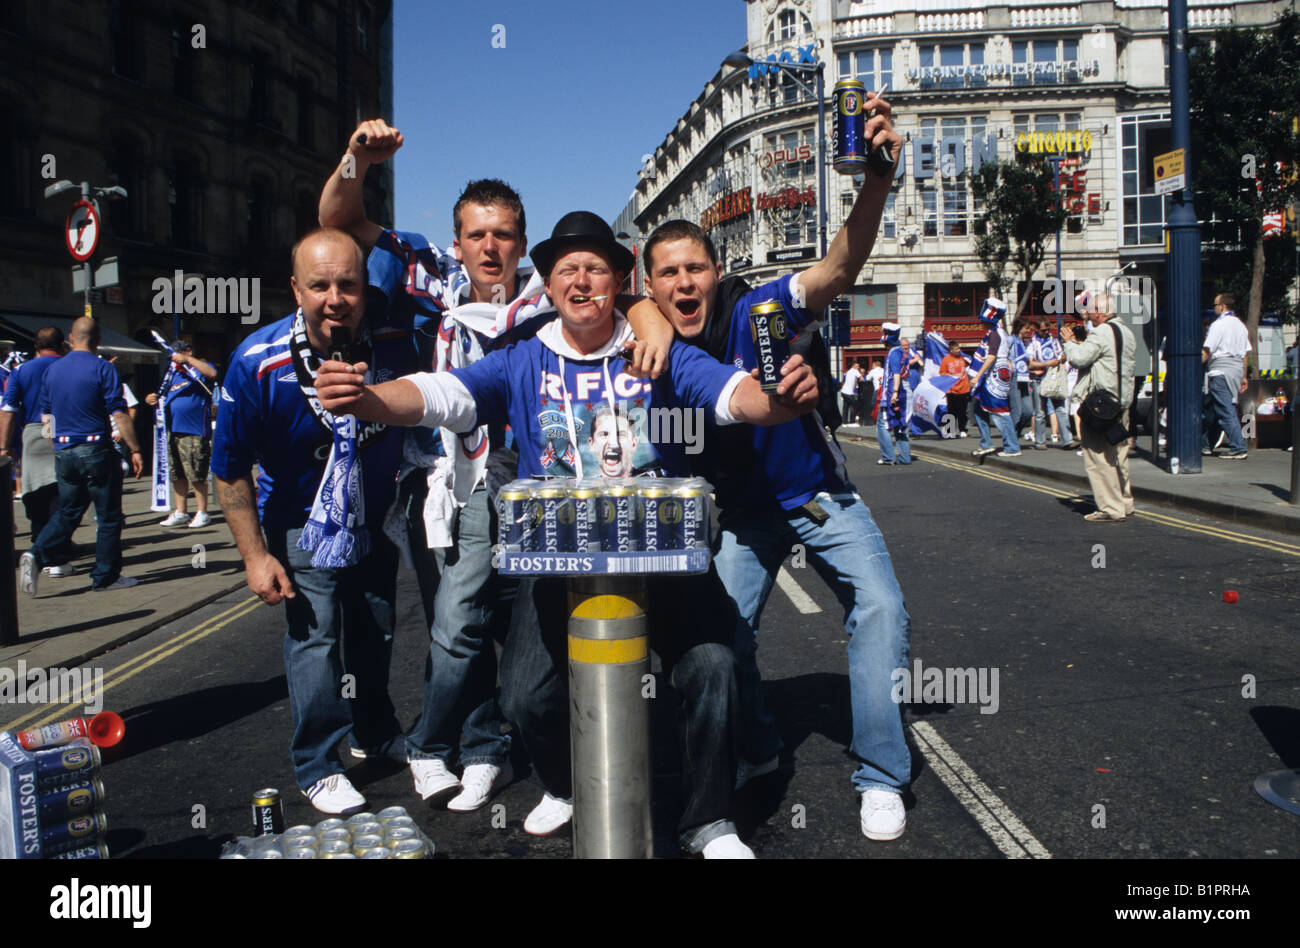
[876,323,912,465]
[907,332,962,438]
[969,298,1021,457]
[146,336,217,528]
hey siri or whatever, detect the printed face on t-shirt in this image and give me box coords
[588,409,638,478]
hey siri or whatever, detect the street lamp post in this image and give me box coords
[1045,155,1066,336]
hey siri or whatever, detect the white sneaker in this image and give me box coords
[523,792,573,836]
[19,552,37,597]
[303,773,367,816]
[94,576,138,591]
[187,511,212,528]
[159,510,189,527]
[735,756,779,790]
[410,757,460,804]
[447,760,513,812]
[958,431,969,438]
[44,564,77,578]
[860,789,906,840]
[702,833,756,859]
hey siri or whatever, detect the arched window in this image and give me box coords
[106,134,147,238]
[767,8,812,45]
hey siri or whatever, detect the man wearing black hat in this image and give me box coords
[314,209,819,858]
[146,339,217,529]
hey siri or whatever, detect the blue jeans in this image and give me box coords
[714,491,911,793]
[876,387,911,464]
[1202,375,1247,454]
[268,526,402,790]
[404,478,511,767]
[974,405,1020,453]
[499,570,739,849]
[30,442,124,588]
[1030,378,1070,446]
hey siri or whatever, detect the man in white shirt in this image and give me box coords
[840,361,862,425]
[1201,293,1251,460]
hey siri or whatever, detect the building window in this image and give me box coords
[921,186,937,238]
[882,189,897,240]
[357,1,371,54]
[1012,38,1081,85]
[168,158,202,250]
[110,0,143,82]
[249,48,271,125]
[1120,112,1172,247]
[106,137,145,238]
[837,47,892,92]
[172,22,199,103]
[297,77,314,150]
[916,42,985,89]
[769,9,812,44]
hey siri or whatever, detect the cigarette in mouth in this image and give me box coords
[572,295,609,302]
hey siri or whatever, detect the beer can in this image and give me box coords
[52,842,110,860]
[537,484,571,553]
[283,824,315,839]
[392,838,431,859]
[285,847,317,859]
[361,847,392,859]
[16,717,91,751]
[673,479,711,551]
[253,849,283,859]
[571,481,602,553]
[382,815,415,831]
[833,79,868,175]
[384,826,417,844]
[599,481,639,553]
[41,811,107,855]
[499,480,542,551]
[33,741,100,786]
[318,839,351,857]
[376,806,408,823]
[251,788,284,837]
[38,777,105,823]
[284,835,317,851]
[317,827,351,844]
[350,820,382,837]
[639,483,684,552]
[344,811,377,826]
[351,833,384,856]
[313,817,345,832]
[749,300,789,392]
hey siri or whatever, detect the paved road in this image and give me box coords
[7,439,1297,864]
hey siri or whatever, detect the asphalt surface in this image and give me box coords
[11,438,1298,868]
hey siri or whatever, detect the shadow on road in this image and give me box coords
[110,676,288,762]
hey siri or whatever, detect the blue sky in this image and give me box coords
[390,0,745,258]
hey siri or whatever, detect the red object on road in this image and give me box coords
[1223,590,1239,603]
[1096,768,1111,773]
[16,711,125,750]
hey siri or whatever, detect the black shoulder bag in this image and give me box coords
[1079,322,1129,445]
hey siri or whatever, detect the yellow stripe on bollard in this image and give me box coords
[569,593,645,619]
[568,635,649,665]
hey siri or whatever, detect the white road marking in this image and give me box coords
[910,720,1052,859]
[776,567,822,614]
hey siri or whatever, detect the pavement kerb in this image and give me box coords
[839,430,1300,537]
[3,575,252,677]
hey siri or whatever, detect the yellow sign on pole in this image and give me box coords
[83,302,92,318]
[1154,149,1186,196]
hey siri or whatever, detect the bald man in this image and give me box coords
[211,227,415,815]
[18,318,143,596]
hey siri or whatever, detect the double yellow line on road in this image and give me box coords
[0,594,263,734]
[915,451,1300,558]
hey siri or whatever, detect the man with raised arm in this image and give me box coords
[626,87,916,843]
[318,120,673,811]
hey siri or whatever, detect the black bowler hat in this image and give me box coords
[530,211,635,278]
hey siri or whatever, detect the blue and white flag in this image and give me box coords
[910,373,960,436]
[922,331,949,378]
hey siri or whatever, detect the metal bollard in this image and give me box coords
[567,575,652,859]
[1,456,18,644]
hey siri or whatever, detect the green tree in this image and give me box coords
[971,154,1068,317]
[1190,9,1300,370]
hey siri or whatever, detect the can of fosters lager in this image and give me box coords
[598,481,639,553]
[252,788,285,837]
[42,811,107,855]
[38,777,105,823]
[639,482,685,551]
[673,479,710,551]
[749,300,789,393]
[570,480,602,553]
[33,741,100,787]
[499,479,543,551]
[833,79,869,175]
[536,483,571,553]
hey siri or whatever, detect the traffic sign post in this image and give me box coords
[45,179,127,322]
[1153,148,1186,197]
